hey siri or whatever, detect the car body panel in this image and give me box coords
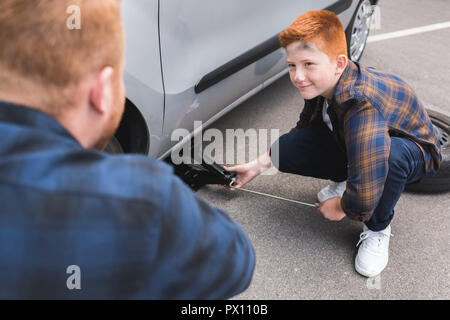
[121,0,165,156]
[121,0,360,158]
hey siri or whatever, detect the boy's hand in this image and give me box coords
[315,197,346,221]
[224,151,272,188]
[223,162,261,188]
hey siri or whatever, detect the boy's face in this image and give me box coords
[286,41,339,101]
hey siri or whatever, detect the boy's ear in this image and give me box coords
[335,54,348,75]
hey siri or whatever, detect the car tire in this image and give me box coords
[345,0,374,62]
[405,109,450,194]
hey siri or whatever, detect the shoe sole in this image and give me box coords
[317,190,345,203]
[317,191,333,203]
[355,258,388,278]
[317,193,340,203]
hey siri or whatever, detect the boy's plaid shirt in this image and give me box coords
[291,60,442,221]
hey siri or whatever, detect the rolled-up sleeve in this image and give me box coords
[340,101,391,221]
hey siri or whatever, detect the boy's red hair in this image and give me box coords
[279,10,347,61]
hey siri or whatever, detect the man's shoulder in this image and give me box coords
[63,150,179,202]
[2,144,181,205]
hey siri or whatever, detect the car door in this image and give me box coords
[157,0,356,158]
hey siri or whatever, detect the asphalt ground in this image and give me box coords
[196,0,450,299]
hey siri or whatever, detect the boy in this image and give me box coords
[225,10,441,277]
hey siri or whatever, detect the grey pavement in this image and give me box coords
[196,0,450,299]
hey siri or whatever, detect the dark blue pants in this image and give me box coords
[270,121,427,231]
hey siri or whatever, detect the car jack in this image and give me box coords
[166,141,237,191]
[170,159,237,191]
[166,141,316,208]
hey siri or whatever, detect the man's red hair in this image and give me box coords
[279,10,347,61]
[0,0,124,115]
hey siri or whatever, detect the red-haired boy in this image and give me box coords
[226,10,442,277]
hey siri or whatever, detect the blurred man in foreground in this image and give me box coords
[0,0,255,299]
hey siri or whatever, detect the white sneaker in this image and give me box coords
[317,181,346,202]
[355,224,392,278]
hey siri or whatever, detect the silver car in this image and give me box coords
[108,0,377,159]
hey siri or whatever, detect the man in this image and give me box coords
[0,0,255,299]
[226,10,441,278]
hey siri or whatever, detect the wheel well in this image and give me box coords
[115,98,149,155]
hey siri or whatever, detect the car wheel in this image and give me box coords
[345,0,374,62]
[405,109,450,194]
[104,135,124,154]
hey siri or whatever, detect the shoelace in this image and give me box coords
[356,229,393,248]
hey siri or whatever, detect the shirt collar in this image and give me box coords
[0,100,81,147]
[332,60,361,108]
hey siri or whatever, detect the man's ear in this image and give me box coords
[89,66,114,115]
[335,54,348,75]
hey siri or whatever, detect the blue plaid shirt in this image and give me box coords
[292,61,442,221]
[0,101,255,299]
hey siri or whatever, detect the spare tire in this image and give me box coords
[405,109,450,193]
